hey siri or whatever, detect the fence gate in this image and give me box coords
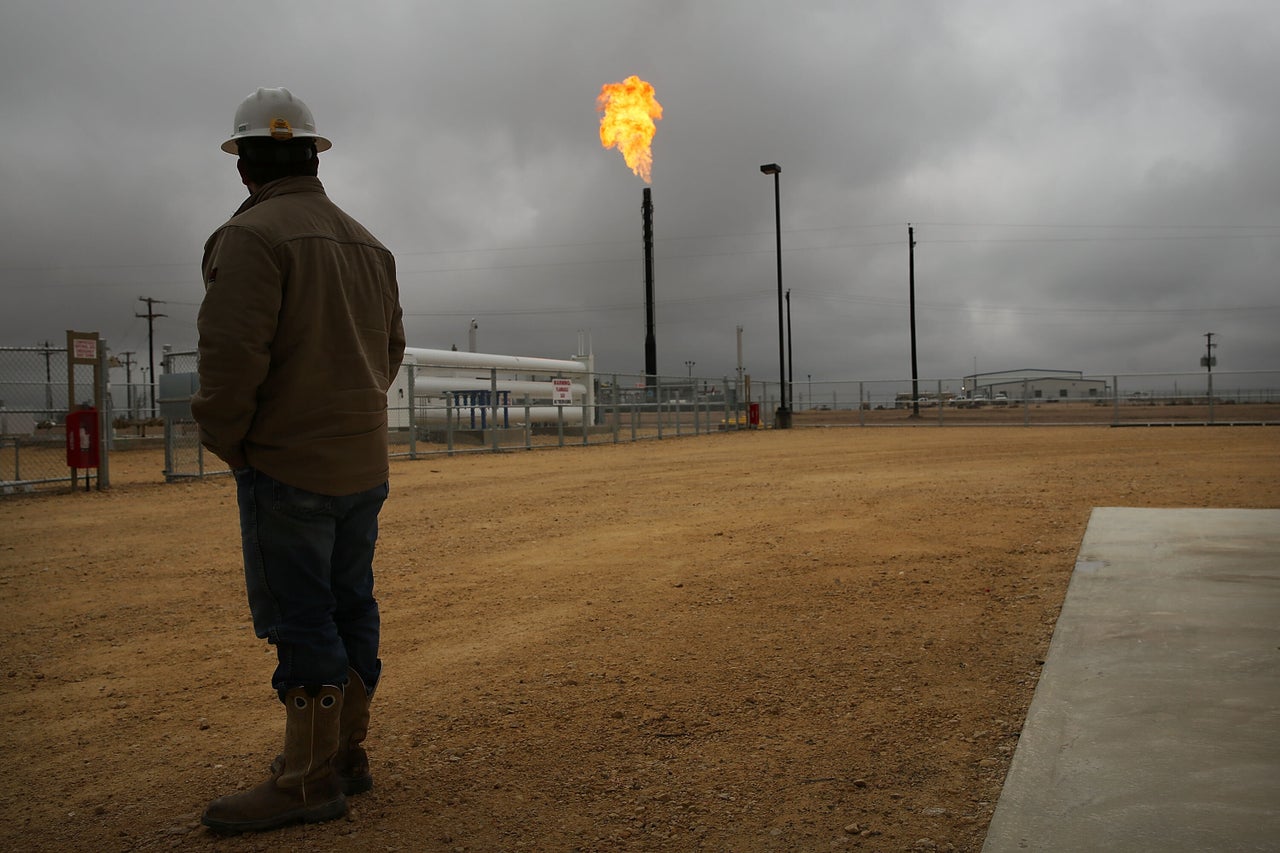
[160,350,226,481]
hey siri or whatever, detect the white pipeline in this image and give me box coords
[402,347,588,376]
[393,345,594,427]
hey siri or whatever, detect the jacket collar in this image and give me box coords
[232,176,326,217]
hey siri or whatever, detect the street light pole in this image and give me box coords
[760,163,790,429]
[908,225,919,419]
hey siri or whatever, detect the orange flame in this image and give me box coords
[597,76,663,183]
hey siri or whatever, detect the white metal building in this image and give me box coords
[965,369,1110,401]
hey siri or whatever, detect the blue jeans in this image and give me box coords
[234,467,387,695]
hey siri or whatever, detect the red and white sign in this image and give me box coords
[552,378,573,405]
[72,338,98,360]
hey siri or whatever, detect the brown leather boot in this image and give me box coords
[202,685,346,834]
[266,668,374,795]
[334,667,374,795]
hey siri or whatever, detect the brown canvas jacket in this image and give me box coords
[192,176,406,495]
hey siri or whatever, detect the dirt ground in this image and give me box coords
[2,426,1277,852]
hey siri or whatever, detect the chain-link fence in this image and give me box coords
[9,342,1275,493]
[1,344,110,494]
[787,370,1280,427]
[158,361,1280,481]
[387,364,765,459]
[160,357,766,478]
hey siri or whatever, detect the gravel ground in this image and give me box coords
[2,426,1276,852]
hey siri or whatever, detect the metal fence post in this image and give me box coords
[406,363,417,460]
[723,380,731,431]
[557,381,565,447]
[1208,371,1215,425]
[656,377,663,439]
[1113,375,1120,426]
[490,368,500,452]
[612,374,620,444]
[523,394,532,450]
[97,341,110,488]
[722,376,731,431]
[162,350,175,481]
[446,394,454,456]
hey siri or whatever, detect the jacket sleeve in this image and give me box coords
[386,258,406,387]
[191,225,282,468]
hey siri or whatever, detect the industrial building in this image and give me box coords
[964,369,1109,402]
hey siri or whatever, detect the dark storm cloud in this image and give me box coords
[1,0,1276,386]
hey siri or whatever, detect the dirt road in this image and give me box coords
[2,426,1276,851]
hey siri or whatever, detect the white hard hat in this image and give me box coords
[221,87,332,155]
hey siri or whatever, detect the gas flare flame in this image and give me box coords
[597,76,663,183]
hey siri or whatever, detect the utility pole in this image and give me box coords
[1202,332,1217,422]
[41,339,54,420]
[908,224,919,418]
[136,297,167,419]
[117,351,136,419]
[735,325,744,405]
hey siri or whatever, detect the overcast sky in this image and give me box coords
[2,0,1277,387]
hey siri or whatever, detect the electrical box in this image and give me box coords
[158,372,199,421]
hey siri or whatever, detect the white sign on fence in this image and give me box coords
[552,378,573,405]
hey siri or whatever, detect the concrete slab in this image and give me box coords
[983,507,1280,853]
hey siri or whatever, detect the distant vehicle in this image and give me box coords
[992,392,1010,407]
[951,394,988,409]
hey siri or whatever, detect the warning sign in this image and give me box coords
[552,378,573,405]
[65,330,103,430]
[72,337,98,362]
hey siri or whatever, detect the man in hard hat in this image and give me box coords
[192,87,405,833]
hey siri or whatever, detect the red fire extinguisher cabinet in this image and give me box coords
[66,409,101,469]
